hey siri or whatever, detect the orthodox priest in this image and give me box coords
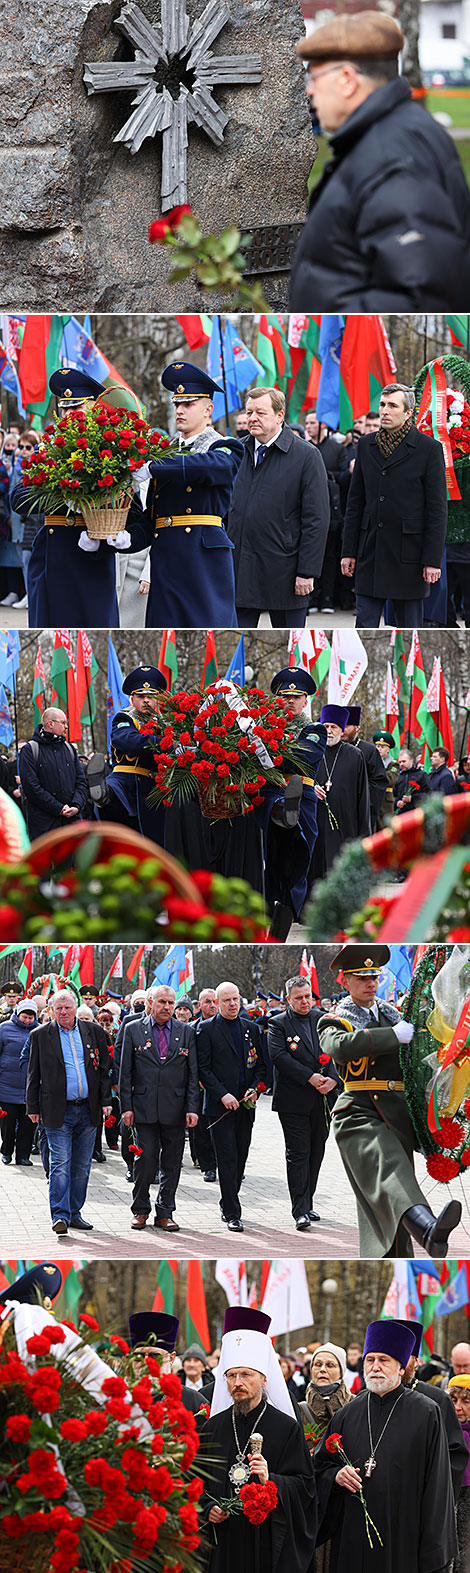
[105,665,167,842]
[400,1319,468,1500]
[199,1306,317,1573]
[342,707,387,831]
[317,944,462,1258]
[314,1319,457,1573]
[309,705,371,880]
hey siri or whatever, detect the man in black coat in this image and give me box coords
[290,12,470,310]
[393,749,432,813]
[25,989,112,1234]
[429,747,457,795]
[341,384,447,627]
[268,974,339,1232]
[19,708,88,841]
[227,387,329,627]
[119,983,200,1233]
[196,981,263,1232]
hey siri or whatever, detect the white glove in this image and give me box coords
[78,531,99,553]
[108,530,131,550]
[131,463,149,492]
[394,1021,414,1044]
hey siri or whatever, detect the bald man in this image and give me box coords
[19,707,88,841]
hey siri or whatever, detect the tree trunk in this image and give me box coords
[400,0,423,89]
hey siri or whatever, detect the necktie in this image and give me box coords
[158,1026,168,1062]
[256,443,267,466]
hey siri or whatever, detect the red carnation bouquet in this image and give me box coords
[208,1478,278,1536]
[324,1433,383,1549]
[0,1305,205,1573]
[146,683,308,819]
[21,404,177,529]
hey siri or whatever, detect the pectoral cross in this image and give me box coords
[364,1457,377,1477]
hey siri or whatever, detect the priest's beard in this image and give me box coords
[364,1373,400,1395]
[233,1398,253,1416]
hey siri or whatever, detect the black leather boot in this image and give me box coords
[403,1200,462,1258]
[270,774,303,829]
[268,902,294,940]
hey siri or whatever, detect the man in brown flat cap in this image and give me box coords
[290,11,470,310]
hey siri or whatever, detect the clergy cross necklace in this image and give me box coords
[364,1387,404,1477]
[229,1401,268,1490]
[321,745,342,794]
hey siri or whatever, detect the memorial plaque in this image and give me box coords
[243,223,304,276]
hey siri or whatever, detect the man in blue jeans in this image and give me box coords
[26,989,112,1235]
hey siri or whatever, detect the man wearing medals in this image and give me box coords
[317,944,463,1259]
[200,1306,317,1573]
[309,704,371,881]
[315,1318,457,1573]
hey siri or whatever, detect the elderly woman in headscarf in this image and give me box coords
[301,1342,352,1573]
[448,1375,470,1571]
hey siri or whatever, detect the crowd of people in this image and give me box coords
[0,943,462,1257]
[3,1259,470,1573]
[6,359,464,629]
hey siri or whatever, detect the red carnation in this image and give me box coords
[60,1418,88,1441]
[325,1432,343,1453]
[319,1054,331,1065]
[6,1415,32,1442]
[427,1153,460,1181]
[434,1117,465,1149]
[149,205,193,243]
[80,1313,100,1331]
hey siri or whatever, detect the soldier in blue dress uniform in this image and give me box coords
[106,665,167,843]
[13,369,145,629]
[141,361,245,628]
[253,667,328,940]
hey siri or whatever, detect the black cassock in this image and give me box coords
[164,797,264,891]
[309,741,370,879]
[200,1399,317,1573]
[315,1387,457,1573]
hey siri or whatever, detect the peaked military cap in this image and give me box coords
[162,360,219,401]
[122,665,168,697]
[330,943,390,976]
[373,730,395,747]
[49,368,105,405]
[0,1261,63,1308]
[271,666,318,698]
[0,979,22,996]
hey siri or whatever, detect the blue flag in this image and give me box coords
[377,946,413,1002]
[152,944,187,997]
[0,344,26,416]
[0,684,13,747]
[224,634,245,685]
[107,636,126,749]
[316,315,344,429]
[0,631,20,695]
[60,317,109,385]
[207,317,262,425]
[434,1266,469,1317]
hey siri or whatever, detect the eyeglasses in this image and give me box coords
[307,63,345,85]
[18,443,35,451]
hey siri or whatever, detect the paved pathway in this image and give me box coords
[2,1097,468,1264]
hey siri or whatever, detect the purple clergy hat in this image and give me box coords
[396,1319,424,1359]
[224,1307,271,1336]
[363,1319,416,1368]
[347,706,361,725]
[320,704,350,728]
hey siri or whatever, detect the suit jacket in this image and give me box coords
[227,427,330,609]
[268,1005,340,1115]
[26,1019,112,1130]
[342,426,447,600]
[118,1013,200,1127]
[196,1013,262,1120]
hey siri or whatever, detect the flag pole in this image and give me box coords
[458,708,469,764]
[86,672,96,753]
[218,316,230,435]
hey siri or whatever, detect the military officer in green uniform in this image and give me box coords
[317,944,462,1259]
[372,729,400,828]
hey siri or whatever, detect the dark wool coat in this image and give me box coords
[19,726,88,839]
[227,427,329,610]
[342,427,447,600]
[290,77,470,310]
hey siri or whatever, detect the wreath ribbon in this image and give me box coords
[427,994,470,1134]
[416,360,461,502]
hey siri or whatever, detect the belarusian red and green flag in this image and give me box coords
[287,315,321,421]
[405,630,426,745]
[17,315,71,416]
[18,946,33,991]
[126,944,147,984]
[339,315,396,428]
[158,630,178,691]
[76,631,99,727]
[50,630,81,743]
[445,315,469,349]
[32,640,46,725]
[101,951,123,992]
[256,315,292,391]
[287,628,331,691]
[185,1260,210,1352]
[384,661,401,756]
[175,315,212,349]
[152,1260,178,1315]
[390,629,410,740]
[201,631,218,689]
[417,656,454,769]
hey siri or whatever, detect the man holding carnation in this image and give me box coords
[119,983,200,1233]
[199,1306,317,1573]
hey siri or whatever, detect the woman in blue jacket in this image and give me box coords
[0,999,38,1164]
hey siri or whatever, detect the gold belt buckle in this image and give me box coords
[388,1079,396,1091]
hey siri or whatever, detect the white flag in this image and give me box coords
[380,1260,420,1320]
[215,1260,248,1307]
[327,631,368,705]
[261,1260,313,1336]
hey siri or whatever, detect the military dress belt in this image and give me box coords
[343,1078,405,1092]
[112,765,153,777]
[155,514,223,528]
[45,514,85,529]
[285,771,316,787]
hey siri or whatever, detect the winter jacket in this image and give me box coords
[290,77,470,310]
[19,726,88,841]
[0,1011,33,1103]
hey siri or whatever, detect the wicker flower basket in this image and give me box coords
[0,1542,51,1573]
[197,780,244,819]
[81,494,131,539]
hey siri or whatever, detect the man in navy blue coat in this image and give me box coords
[106,664,167,843]
[254,667,328,941]
[196,981,263,1233]
[19,708,88,841]
[428,747,457,795]
[141,362,244,628]
[13,370,145,629]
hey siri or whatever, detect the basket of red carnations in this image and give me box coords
[146,683,306,820]
[21,404,176,538]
